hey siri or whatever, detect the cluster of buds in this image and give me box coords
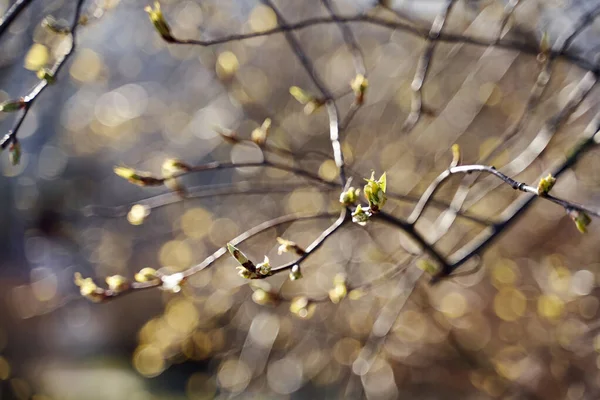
[227,243,271,279]
[289,86,325,115]
[276,237,305,256]
[537,174,556,196]
[350,74,368,105]
[251,118,272,146]
[144,2,174,42]
[113,166,163,187]
[364,172,387,212]
[0,98,26,112]
[568,209,591,233]
[339,187,360,207]
[348,172,387,226]
[290,296,316,319]
[328,273,348,304]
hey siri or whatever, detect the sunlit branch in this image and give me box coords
[444,115,600,277]
[464,71,597,209]
[95,211,340,301]
[269,208,349,275]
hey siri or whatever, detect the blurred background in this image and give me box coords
[1,0,600,399]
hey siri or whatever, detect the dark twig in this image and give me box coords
[0,0,86,150]
[0,0,33,37]
[162,13,600,75]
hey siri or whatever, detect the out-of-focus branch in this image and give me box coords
[259,0,347,186]
[0,0,86,152]
[154,13,600,75]
[320,0,366,76]
[0,0,33,36]
[401,0,457,134]
[496,0,521,41]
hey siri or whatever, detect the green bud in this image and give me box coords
[339,187,360,206]
[351,204,370,226]
[537,174,556,196]
[363,172,387,212]
[113,166,163,187]
[568,209,591,233]
[145,2,174,42]
[37,68,56,84]
[134,267,159,282]
[228,243,258,278]
[9,141,21,166]
[251,118,271,145]
[0,98,25,112]
[255,256,272,276]
[350,74,368,104]
[162,158,191,177]
[106,275,129,293]
[74,273,105,302]
[289,264,302,281]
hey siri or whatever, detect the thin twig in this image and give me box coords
[444,114,600,277]
[401,0,457,134]
[259,0,346,186]
[320,0,366,76]
[99,212,340,301]
[270,208,350,274]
